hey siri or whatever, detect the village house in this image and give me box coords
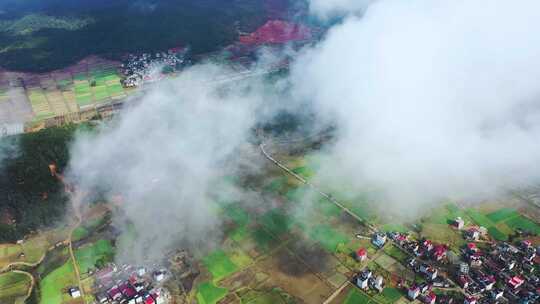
[356,248,367,262]
[407,285,420,300]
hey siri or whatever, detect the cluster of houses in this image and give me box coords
[120,49,189,87]
[355,268,385,293]
[457,239,540,303]
[387,230,449,263]
[91,263,169,304]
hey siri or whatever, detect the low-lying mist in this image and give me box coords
[64,0,540,263]
[293,0,540,218]
[66,64,279,264]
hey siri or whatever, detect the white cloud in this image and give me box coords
[292,0,540,216]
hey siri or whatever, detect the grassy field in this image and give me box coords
[74,239,114,274]
[487,226,508,241]
[344,288,374,304]
[0,272,32,304]
[486,208,520,223]
[308,225,350,253]
[202,250,239,282]
[39,260,77,304]
[373,287,402,304]
[71,227,89,242]
[196,282,228,304]
[505,215,540,234]
[383,245,408,262]
[259,209,291,237]
[465,209,494,228]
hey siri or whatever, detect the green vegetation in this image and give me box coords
[0,272,31,303]
[0,0,269,72]
[251,227,279,252]
[0,125,82,242]
[259,209,291,237]
[202,250,238,282]
[487,226,508,241]
[486,208,519,223]
[72,227,89,242]
[344,288,373,304]
[505,215,540,234]
[39,260,77,304]
[381,224,408,233]
[308,225,350,253]
[372,288,402,304]
[196,282,228,304]
[383,245,408,262]
[465,209,494,228]
[74,239,114,274]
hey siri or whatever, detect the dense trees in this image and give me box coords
[0,125,78,242]
[0,0,269,72]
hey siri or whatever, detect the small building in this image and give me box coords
[137,267,147,276]
[454,217,465,230]
[490,289,504,300]
[356,269,372,289]
[153,271,165,282]
[68,287,81,298]
[371,275,384,293]
[356,248,367,262]
[459,262,469,274]
[458,275,471,289]
[422,239,434,252]
[407,286,420,300]
[464,296,477,304]
[465,228,480,241]
[433,245,447,261]
[508,276,524,289]
[372,233,387,248]
[420,264,438,280]
[423,292,436,304]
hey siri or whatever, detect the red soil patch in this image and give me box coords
[239,20,312,45]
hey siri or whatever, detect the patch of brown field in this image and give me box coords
[256,248,333,303]
[220,268,268,292]
[327,283,355,304]
[217,293,240,304]
[287,240,341,279]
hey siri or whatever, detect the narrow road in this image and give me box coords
[68,193,85,303]
[12,269,34,303]
[259,143,376,233]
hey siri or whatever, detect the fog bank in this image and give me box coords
[293,0,540,217]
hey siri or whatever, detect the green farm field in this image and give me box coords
[202,249,239,282]
[0,272,31,304]
[196,282,228,304]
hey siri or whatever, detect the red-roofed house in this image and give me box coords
[433,245,447,261]
[422,240,434,251]
[145,296,155,304]
[508,276,524,289]
[467,242,477,251]
[356,248,367,262]
[458,275,471,289]
[423,292,436,304]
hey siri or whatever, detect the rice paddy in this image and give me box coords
[196,282,228,304]
[202,250,239,282]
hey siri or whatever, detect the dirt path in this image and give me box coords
[68,193,86,303]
